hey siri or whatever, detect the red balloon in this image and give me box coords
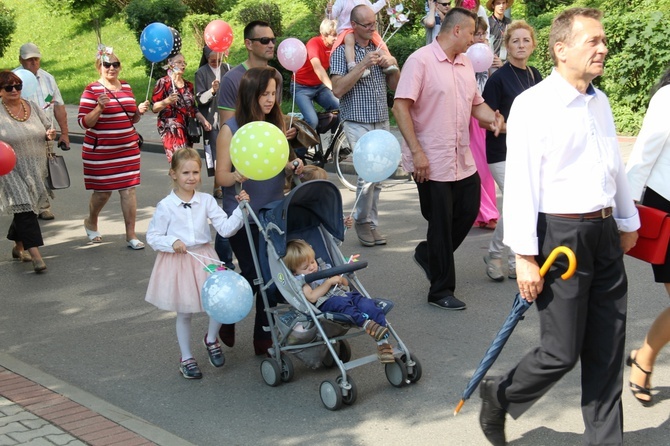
[204,20,234,53]
[0,141,17,176]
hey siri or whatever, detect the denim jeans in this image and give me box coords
[291,82,339,130]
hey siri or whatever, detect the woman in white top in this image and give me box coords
[625,67,670,407]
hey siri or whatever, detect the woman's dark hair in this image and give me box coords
[235,67,284,131]
[651,66,670,96]
[0,70,21,87]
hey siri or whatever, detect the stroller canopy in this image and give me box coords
[259,180,345,257]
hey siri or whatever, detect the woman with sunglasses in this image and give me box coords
[0,70,57,272]
[215,66,302,356]
[78,51,150,250]
[152,53,211,163]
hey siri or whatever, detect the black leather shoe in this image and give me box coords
[479,378,507,446]
[429,295,466,310]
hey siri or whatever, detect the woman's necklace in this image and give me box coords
[2,99,28,122]
[510,64,534,92]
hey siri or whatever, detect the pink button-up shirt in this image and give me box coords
[395,39,483,181]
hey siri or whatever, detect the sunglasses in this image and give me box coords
[248,37,276,45]
[2,84,23,92]
[102,62,121,69]
[437,2,450,5]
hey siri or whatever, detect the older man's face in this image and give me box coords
[352,8,376,41]
[562,16,608,82]
[20,57,40,75]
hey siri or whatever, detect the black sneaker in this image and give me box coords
[413,242,431,281]
[203,336,225,368]
[429,295,466,310]
[179,358,203,379]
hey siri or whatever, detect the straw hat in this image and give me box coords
[486,0,514,12]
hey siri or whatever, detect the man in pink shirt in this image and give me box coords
[393,7,503,310]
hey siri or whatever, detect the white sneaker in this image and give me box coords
[483,254,504,282]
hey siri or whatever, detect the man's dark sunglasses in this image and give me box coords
[2,84,23,92]
[102,62,121,69]
[248,37,276,45]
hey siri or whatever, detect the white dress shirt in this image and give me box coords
[147,191,244,253]
[503,70,640,255]
[626,84,670,202]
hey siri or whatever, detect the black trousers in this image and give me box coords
[221,224,272,342]
[415,173,480,301]
[497,213,627,446]
[7,211,43,249]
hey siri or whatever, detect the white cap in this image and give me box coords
[19,43,41,60]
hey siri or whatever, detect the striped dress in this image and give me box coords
[78,81,141,191]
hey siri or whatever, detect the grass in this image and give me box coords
[0,0,313,105]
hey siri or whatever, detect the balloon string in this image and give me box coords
[187,250,225,269]
[289,72,296,128]
[145,63,155,102]
[344,183,369,234]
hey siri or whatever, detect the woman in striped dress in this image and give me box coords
[78,51,150,249]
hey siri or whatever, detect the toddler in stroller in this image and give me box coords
[284,239,394,363]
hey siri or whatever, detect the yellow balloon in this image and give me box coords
[230,121,289,181]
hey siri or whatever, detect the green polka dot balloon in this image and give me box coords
[230,121,289,181]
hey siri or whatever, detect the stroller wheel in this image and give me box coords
[320,379,343,411]
[337,375,358,406]
[260,358,281,387]
[402,353,423,384]
[280,355,295,383]
[385,357,409,388]
[322,340,351,369]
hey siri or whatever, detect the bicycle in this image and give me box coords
[291,111,357,191]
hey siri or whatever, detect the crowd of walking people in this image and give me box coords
[2,2,669,445]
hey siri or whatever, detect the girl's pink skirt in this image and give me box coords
[145,244,220,314]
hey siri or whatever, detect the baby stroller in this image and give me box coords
[243,180,422,410]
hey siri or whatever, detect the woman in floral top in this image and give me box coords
[152,53,211,162]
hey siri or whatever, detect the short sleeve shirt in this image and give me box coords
[330,42,388,123]
[394,40,483,181]
[216,63,283,112]
[295,36,331,87]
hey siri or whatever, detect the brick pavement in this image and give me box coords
[0,367,155,446]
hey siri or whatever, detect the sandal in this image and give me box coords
[84,220,102,243]
[377,343,395,363]
[364,320,389,341]
[626,350,652,406]
[126,239,145,250]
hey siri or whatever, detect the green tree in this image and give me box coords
[0,0,16,58]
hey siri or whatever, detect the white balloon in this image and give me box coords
[14,69,38,99]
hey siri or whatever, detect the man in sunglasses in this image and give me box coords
[331,5,400,248]
[423,0,451,44]
[14,42,69,221]
[216,20,283,126]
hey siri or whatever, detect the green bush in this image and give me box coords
[0,0,16,58]
[238,1,283,37]
[125,0,188,39]
[386,33,424,69]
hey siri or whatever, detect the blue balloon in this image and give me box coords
[140,23,174,63]
[201,269,253,324]
[352,129,402,183]
[14,69,38,99]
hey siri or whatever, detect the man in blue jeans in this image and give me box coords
[292,19,340,130]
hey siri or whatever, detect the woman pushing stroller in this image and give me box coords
[284,239,394,363]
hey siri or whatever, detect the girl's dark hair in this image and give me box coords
[235,66,285,131]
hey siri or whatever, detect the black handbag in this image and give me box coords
[46,150,70,189]
[187,116,202,144]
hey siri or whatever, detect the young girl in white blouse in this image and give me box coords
[145,148,249,379]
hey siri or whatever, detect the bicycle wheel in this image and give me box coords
[333,130,357,191]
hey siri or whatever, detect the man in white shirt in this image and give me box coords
[15,42,69,220]
[478,8,639,446]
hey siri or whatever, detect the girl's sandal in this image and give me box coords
[626,350,652,406]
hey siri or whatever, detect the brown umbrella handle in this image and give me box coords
[539,246,577,280]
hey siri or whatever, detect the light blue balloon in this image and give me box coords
[14,69,38,99]
[140,23,174,63]
[201,269,253,324]
[352,129,401,183]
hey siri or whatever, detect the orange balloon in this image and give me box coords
[204,20,234,53]
[0,141,17,176]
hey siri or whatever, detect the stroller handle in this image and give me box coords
[303,261,368,284]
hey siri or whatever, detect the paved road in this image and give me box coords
[0,109,667,445]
